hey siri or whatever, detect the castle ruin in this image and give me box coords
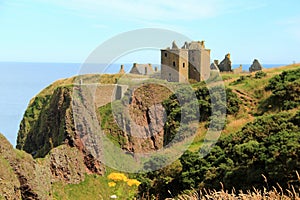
[130,63,155,75]
[161,41,211,82]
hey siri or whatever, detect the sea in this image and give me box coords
[0,62,286,147]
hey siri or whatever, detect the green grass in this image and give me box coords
[52,173,139,199]
[221,72,241,81]
[97,102,126,148]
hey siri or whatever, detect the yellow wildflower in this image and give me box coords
[107,172,128,182]
[126,179,141,187]
[108,181,116,187]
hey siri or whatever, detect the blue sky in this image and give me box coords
[1,0,300,64]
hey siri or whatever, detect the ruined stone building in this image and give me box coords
[129,63,155,75]
[233,64,243,74]
[249,59,263,72]
[218,53,232,72]
[161,41,211,82]
[119,64,125,74]
[210,60,219,70]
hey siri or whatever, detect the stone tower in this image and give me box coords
[161,40,211,82]
[188,41,211,82]
[161,41,189,82]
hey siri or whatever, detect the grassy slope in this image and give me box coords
[52,170,140,200]
[188,64,300,152]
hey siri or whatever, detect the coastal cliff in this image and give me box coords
[1,65,300,199]
[99,83,172,153]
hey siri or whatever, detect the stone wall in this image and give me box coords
[233,65,243,74]
[188,49,201,81]
[200,49,211,81]
[161,49,189,82]
[95,84,128,107]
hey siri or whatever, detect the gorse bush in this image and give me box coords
[163,85,241,145]
[254,71,267,79]
[179,111,300,192]
[230,75,251,85]
[106,172,140,199]
[265,68,300,110]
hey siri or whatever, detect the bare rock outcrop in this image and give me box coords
[48,145,86,183]
[1,132,102,199]
[120,103,166,153]
[123,85,169,153]
[0,133,51,200]
[0,133,21,200]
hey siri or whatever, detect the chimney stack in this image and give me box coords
[119,64,125,74]
[214,60,219,66]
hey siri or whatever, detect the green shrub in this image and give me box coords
[179,112,300,192]
[163,85,241,145]
[264,68,300,110]
[254,71,267,79]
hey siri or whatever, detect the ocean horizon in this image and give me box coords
[0,62,287,146]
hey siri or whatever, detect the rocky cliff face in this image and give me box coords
[120,96,166,153]
[0,133,21,199]
[17,86,75,157]
[1,131,96,199]
[17,84,104,174]
[99,84,172,154]
[0,133,51,199]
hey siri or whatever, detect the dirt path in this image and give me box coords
[232,89,256,118]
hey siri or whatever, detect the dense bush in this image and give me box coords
[265,68,300,110]
[230,75,252,85]
[254,71,267,79]
[179,111,300,192]
[163,85,241,145]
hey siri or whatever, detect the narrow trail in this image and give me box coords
[233,89,256,106]
[232,89,256,119]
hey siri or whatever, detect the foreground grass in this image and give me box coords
[178,187,300,200]
[52,173,139,199]
[179,172,300,199]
